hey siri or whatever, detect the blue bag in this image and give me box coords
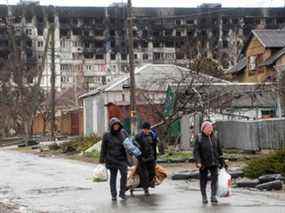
[123,137,142,158]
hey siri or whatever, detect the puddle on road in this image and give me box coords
[0,186,12,196]
[28,186,92,195]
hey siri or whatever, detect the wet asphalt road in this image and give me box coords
[0,150,285,213]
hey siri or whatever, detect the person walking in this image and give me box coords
[193,121,225,204]
[100,117,128,201]
[135,122,158,196]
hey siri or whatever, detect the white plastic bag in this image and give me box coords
[93,164,108,182]
[217,168,232,197]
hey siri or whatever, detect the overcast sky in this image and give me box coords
[3,0,285,7]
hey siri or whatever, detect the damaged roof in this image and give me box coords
[253,30,285,48]
[260,47,285,67]
[80,64,230,99]
[228,57,247,74]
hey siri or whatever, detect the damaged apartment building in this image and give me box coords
[1,2,285,91]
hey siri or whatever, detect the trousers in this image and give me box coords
[108,165,127,197]
[199,166,218,198]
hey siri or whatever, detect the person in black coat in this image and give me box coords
[193,121,225,204]
[100,117,128,201]
[135,122,158,196]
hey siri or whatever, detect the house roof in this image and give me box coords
[43,86,85,110]
[228,57,247,74]
[200,83,276,108]
[252,30,285,48]
[260,47,285,67]
[240,29,285,56]
[79,64,230,99]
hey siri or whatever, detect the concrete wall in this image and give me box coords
[216,119,285,150]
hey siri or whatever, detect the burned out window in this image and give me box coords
[110,30,115,36]
[26,29,32,36]
[95,54,104,60]
[186,19,194,25]
[153,41,161,48]
[72,18,78,25]
[111,54,116,60]
[85,65,92,71]
[176,52,184,60]
[222,17,229,25]
[60,29,69,37]
[134,54,138,59]
[165,29,172,36]
[153,52,161,60]
[232,18,239,25]
[165,41,174,48]
[176,19,181,25]
[95,30,104,37]
[111,40,115,48]
[133,41,138,49]
[153,31,161,37]
[95,41,104,48]
[84,31,90,37]
[121,54,127,60]
[222,29,229,36]
[73,28,81,36]
[37,28,43,36]
[0,40,8,48]
[26,40,32,48]
[176,31,181,37]
[95,18,103,24]
[84,42,90,48]
[187,30,194,37]
[142,42,148,48]
[37,41,43,48]
[84,18,93,25]
[84,52,93,59]
[142,30,148,37]
[143,53,148,60]
[223,40,229,48]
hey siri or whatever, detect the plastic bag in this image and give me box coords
[217,168,232,197]
[154,165,168,185]
[127,166,140,189]
[123,137,142,158]
[92,164,108,182]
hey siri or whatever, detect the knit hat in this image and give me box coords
[142,122,151,130]
[201,121,213,132]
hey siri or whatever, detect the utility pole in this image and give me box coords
[275,65,283,118]
[127,0,136,135]
[50,23,56,141]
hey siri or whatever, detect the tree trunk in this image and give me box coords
[43,117,47,136]
[24,117,33,144]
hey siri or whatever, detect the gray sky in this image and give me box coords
[3,0,285,7]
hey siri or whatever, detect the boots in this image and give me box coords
[202,195,208,204]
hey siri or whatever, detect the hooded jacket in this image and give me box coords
[135,130,158,163]
[99,118,128,167]
[193,132,224,168]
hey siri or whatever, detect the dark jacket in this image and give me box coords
[193,133,224,168]
[100,118,128,168]
[135,130,158,163]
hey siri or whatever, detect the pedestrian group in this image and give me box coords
[100,117,227,204]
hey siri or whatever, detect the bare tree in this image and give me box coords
[0,18,51,141]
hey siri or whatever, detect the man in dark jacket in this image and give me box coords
[100,117,128,201]
[193,121,225,204]
[135,122,158,196]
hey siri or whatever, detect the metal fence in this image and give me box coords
[216,119,285,150]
